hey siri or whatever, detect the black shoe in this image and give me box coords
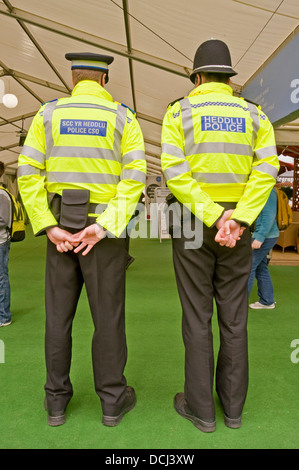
[102,386,137,427]
[174,393,216,433]
[224,414,242,429]
[44,397,66,427]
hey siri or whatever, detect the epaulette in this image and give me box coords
[115,101,136,115]
[167,96,185,109]
[41,98,58,106]
[241,96,259,107]
[121,103,136,115]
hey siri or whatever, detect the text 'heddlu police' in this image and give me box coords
[201,116,246,133]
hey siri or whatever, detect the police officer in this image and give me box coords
[161,39,279,432]
[18,52,146,426]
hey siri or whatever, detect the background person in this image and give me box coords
[0,161,12,327]
[248,187,279,309]
[18,52,146,427]
[161,39,279,432]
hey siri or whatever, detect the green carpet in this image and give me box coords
[1,226,299,449]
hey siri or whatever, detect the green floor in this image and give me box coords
[1,227,299,449]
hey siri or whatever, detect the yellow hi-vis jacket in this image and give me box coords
[161,82,280,227]
[18,80,146,237]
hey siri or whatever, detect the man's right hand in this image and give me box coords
[215,210,245,248]
[46,226,78,253]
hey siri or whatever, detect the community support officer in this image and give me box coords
[161,39,279,432]
[18,53,146,427]
[0,161,12,327]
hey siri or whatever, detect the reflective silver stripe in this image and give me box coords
[193,172,249,184]
[55,103,118,114]
[122,150,146,165]
[114,104,127,156]
[247,102,260,147]
[180,98,194,156]
[89,203,108,213]
[43,100,57,160]
[254,162,278,179]
[120,169,146,184]
[20,145,45,165]
[192,142,253,156]
[43,101,127,176]
[161,143,185,159]
[50,146,117,161]
[47,172,119,184]
[180,98,253,157]
[163,160,191,181]
[17,165,41,177]
[255,146,277,160]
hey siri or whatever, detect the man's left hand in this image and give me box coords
[215,211,245,248]
[70,224,106,256]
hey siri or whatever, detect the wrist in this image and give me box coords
[95,223,106,239]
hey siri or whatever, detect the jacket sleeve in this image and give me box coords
[96,109,146,237]
[17,106,58,235]
[252,188,277,243]
[161,104,224,227]
[232,109,280,226]
[0,191,11,228]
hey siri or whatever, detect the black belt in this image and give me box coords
[89,203,108,214]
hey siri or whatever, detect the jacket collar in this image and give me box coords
[72,80,113,102]
[189,82,233,98]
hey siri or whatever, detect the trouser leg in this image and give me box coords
[255,237,278,305]
[44,239,83,411]
[172,233,216,420]
[79,236,128,416]
[0,241,11,324]
[214,228,252,417]
[172,223,252,420]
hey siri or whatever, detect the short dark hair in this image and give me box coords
[200,72,230,84]
[0,161,4,178]
[72,69,106,86]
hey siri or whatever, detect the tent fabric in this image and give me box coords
[0,0,299,174]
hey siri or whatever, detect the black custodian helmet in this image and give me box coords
[190,39,237,83]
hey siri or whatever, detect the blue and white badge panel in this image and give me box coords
[60,119,107,136]
[201,116,246,133]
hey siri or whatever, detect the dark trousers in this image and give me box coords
[44,236,128,415]
[172,222,252,420]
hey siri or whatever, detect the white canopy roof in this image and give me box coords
[0,0,299,175]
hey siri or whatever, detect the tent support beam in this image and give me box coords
[0,4,191,79]
[122,0,137,112]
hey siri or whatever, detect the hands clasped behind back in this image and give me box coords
[46,224,106,256]
[214,209,246,248]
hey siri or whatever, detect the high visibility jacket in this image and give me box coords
[161,82,280,227]
[18,80,146,237]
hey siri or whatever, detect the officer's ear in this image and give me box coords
[101,73,107,87]
[195,73,201,87]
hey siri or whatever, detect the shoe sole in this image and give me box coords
[174,396,216,433]
[47,414,66,426]
[249,304,275,309]
[224,415,242,429]
[102,395,137,427]
[44,398,66,427]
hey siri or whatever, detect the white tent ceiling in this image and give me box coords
[0,0,299,175]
